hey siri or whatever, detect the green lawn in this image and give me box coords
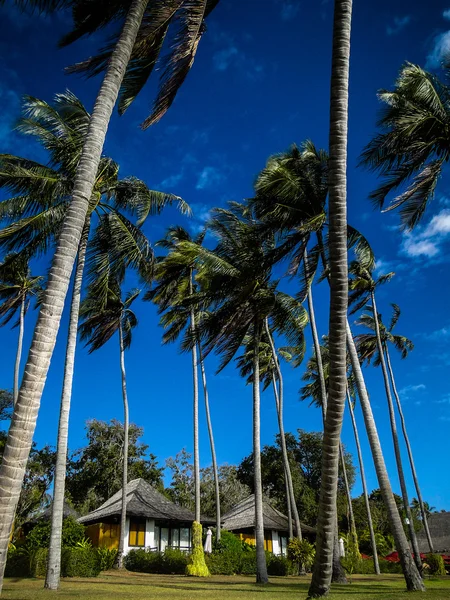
[3,572,450,600]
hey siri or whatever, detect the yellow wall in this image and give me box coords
[85,523,120,550]
[238,532,272,553]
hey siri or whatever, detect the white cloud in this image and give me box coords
[212,39,264,82]
[400,209,450,259]
[279,1,300,21]
[436,394,450,405]
[196,167,225,191]
[444,9,450,20]
[213,46,239,71]
[399,383,426,400]
[159,171,184,189]
[426,31,450,69]
[386,15,411,36]
[424,326,450,341]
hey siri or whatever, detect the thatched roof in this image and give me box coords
[417,511,450,553]
[28,500,80,524]
[78,479,212,526]
[221,495,315,535]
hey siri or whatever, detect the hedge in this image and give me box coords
[5,547,102,578]
[124,549,189,575]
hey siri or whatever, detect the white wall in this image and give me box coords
[272,531,280,556]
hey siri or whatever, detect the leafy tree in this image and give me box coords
[65,419,163,513]
[0,254,42,404]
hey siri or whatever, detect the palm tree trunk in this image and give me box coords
[346,321,425,591]
[385,346,434,554]
[339,442,357,542]
[346,390,380,574]
[265,318,302,541]
[305,252,346,584]
[45,220,90,590]
[198,343,220,541]
[13,297,25,407]
[0,0,148,587]
[370,292,422,572]
[117,322,129,569]
[189,272,201,525]
[271,373,293,541]
[253,320,268,584]
[308,1,352,596]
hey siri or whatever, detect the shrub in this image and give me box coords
[426,553,447,576]
[267,554,291,576]
[163,549,189,574]
[26,517,86,549]
[205,551,238,575]
[95,547,118,572]
[124,549,188,575]
[61,547,101,577]
[287,538,315,573]
[378,558,402,574]
[215,530,243,554]
[5,546,48,578]
[186,522,210,577]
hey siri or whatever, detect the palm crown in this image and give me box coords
[0,253,42,327]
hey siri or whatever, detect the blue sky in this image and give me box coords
[1,0,450,511]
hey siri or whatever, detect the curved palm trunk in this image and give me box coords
[308,1,352,596]
[346,322,425,591]
[13,297,25,407]
[253,321,268,584]
[189,273,201,525]
[198,343,220,541]
[265,318,302,541]
[385,346,434,553]
[346,391,380,574]
[370,292,422,572]
[117,322,130,569]
[271,374,293,540]
[45,221,90,590]
[0,0,148,587]
[305,253,346,584]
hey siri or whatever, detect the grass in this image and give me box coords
[3,572,450,600]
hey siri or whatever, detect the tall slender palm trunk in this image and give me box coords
[385,346,434,553]
[346,391,380,574]
[370,293,422,572]
[308,2,352,596]
[13,297,25,407]
[253,321,268,584]
[45,221,90,590]
[117,322,130,569]
[339,443,357,542]
[271,374,293,540]
[198,343,220,541]
[189,273,201,525]
[346,322,425,591]
[305,254,346,585]
[265,319,302,541]
[0,0,148,588]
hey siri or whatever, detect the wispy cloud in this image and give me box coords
[426,31,450,69]
[400,209,450,259]
[386,15,411,36]
[399,383,426,401]
[212,33,264,82]
[435,394,450,405]
[196,166,226,191]
[423,325,450,341]
[273,0,301,21]
[213,46,239,71]
[444,9,450,20]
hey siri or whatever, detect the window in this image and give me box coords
[129,518,146,547]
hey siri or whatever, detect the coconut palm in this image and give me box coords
[360,63,450,229]
[146,225,219,552]
[180,204,308,584]
[301,340,380,574]
[0,254,42,405]
[349,262,422,571]
[0,92,185,589]
[0,3,219,581]
[355,305,434,553]
[79,279,140,568]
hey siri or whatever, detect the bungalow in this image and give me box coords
[79,478,212,555]
[416,511,450,554]
[221,495,315,556]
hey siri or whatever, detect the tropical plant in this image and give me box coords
[0,2,219,587]
[0,254,42,405]
[180,203,308,583]
[0,91,184,590]
[349,262,422,571]
[79,278,140,568]
[355,304,434,553]
[360,62,450,229]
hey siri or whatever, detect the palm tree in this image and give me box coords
[79,280,140,568]
[0,254,42,405]
[349,262,422,571]
[181,204,308,584]
[360,63,450,229]
[0,2,219,583]
[0,92,184,590]
[146,226,219,548]
[355,305,434,553]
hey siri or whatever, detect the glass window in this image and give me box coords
[170,528,180,548]
[129,518,146,547]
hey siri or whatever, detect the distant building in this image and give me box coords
[416,511,450,554]
[79,478,213,554]
[221,495,315,556]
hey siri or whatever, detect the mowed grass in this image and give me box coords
[3,572,450,600]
